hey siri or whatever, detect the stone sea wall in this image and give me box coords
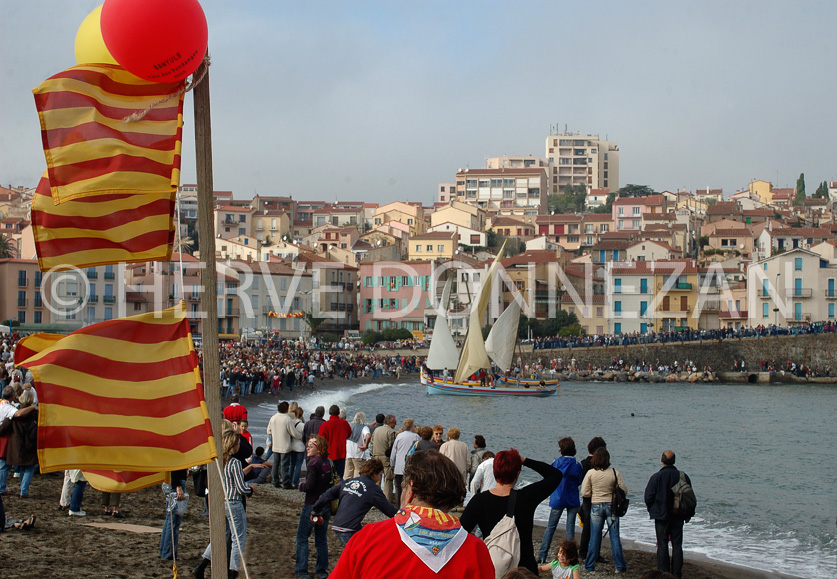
[519,333,837,373]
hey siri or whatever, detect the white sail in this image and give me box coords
[425,314,460,371]
[485,299,520,372]
[440,276,453,311]
[454,241,506,384]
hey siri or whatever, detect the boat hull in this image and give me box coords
[496,376,561,388]
[423,372,559,397]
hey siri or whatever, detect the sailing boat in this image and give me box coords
[421,242,559,397]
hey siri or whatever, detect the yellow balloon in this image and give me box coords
[74,5,118,65]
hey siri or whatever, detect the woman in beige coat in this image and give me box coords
[580,447,628,573]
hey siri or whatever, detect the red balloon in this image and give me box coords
[100,0,207,83]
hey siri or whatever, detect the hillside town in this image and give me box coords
[3,128,837,344]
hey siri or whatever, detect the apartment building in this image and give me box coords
[608,261,699,334]
[453,167,547,214]
[408,231,459,261]
[747,248,837,326]
[214,205,255,239]
[358,260,435,334]
[0,259,49,328]
[545,130,619,195]
[612,195,667,232]
[230,260,314,339]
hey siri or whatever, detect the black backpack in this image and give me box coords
[610,468,630,517]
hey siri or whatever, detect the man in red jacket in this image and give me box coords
[318,405,351,477]
[331,450,494,579]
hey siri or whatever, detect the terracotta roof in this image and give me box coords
[643,213,675,221]
[600,231,635,239]
[613,195,665,206]
[610,260,698,275]
[409,231,457,241]
[592,240,630,250]
[707,201,740,215]
[711,229,752,237]
[772,188,795,196]
[216,205,252,212]
[536,214,582,223]
[742,208,774,216]
[492,217,533,227]
[628,240,682,253]
[312,206,363,214]
[501,250,559,267]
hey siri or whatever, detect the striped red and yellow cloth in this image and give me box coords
[83,470,169,494]
[30,171,175,271]
[14,304,216,476]
[33,64,184,204]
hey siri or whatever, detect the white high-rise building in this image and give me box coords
[545,129,619,195]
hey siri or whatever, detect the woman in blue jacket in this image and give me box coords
[538,437,584,563]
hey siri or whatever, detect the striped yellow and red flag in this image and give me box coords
[14,304,216,474]
[33,64,184,204]
[30,172,175,271]
[83,470,169,494]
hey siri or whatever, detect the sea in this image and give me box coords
[246,379,837,578]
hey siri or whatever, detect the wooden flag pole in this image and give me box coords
[193,55,228,578]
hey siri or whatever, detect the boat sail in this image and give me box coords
[425,278,460,373]
[423,241,559,397]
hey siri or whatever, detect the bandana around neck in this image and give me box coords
[394,505,467,573]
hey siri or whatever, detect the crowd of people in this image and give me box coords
[213,341,422,398]
[183,397,697,578]
[531,320,837,351]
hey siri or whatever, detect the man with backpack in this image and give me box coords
[644,450,697,579]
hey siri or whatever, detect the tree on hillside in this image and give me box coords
[548,184,587,214]
[590,192,617,214]
[486,230,524,255]
[795,173,806,205]
[814,181,829,199]
[617,184,656,198]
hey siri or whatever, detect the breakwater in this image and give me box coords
[519,333,837,374]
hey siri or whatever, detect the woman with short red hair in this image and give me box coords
[461,448,562,575]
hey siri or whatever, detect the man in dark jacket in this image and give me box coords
[311,458,398,545]
[644,450,694,579]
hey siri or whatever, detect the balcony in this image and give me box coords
[104,272,115,280]
[699,299,721,312]
[17,278,27,288]
[33,299,43,308]
[675,282,692,290]
[103,295,116,304]
[789,288,812,298]
[87,271,98,279]
[825,290,837,299]
[88,295,99,303]
[17,298,27,307]
[789,312,812,324]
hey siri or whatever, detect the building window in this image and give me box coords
[415,244,421,252]
[794,257,802,271]
[632,207,641,215]
[437,245,444,252]
[34,311,42,324]
[762,302,769,318]
[17,270,27,286]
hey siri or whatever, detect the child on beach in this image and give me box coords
[538,540,581,579]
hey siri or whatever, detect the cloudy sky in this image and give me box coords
[2,1,836,204]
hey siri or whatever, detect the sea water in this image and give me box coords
[247,379,837,578]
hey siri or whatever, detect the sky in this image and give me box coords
[2,1,836,205]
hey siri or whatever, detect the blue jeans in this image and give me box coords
[0,458,8,493]
[538,506,579,561]
[18,465,37,497]
[159,482,186,560]
[69,480,87,512]
[295,504,329,578]
[280,452,293,486]
[202,500,247,571]
[290,451,305,486]
[334,530,356,546]
[585,503,626,572]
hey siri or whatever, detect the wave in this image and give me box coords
[257,381,396,413]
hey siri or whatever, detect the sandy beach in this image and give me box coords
[0,379,799,578]
[1,469,793,578]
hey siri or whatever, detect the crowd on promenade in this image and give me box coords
[181,398,696,578]
[211,340,422,398]
[531,320,837,351]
